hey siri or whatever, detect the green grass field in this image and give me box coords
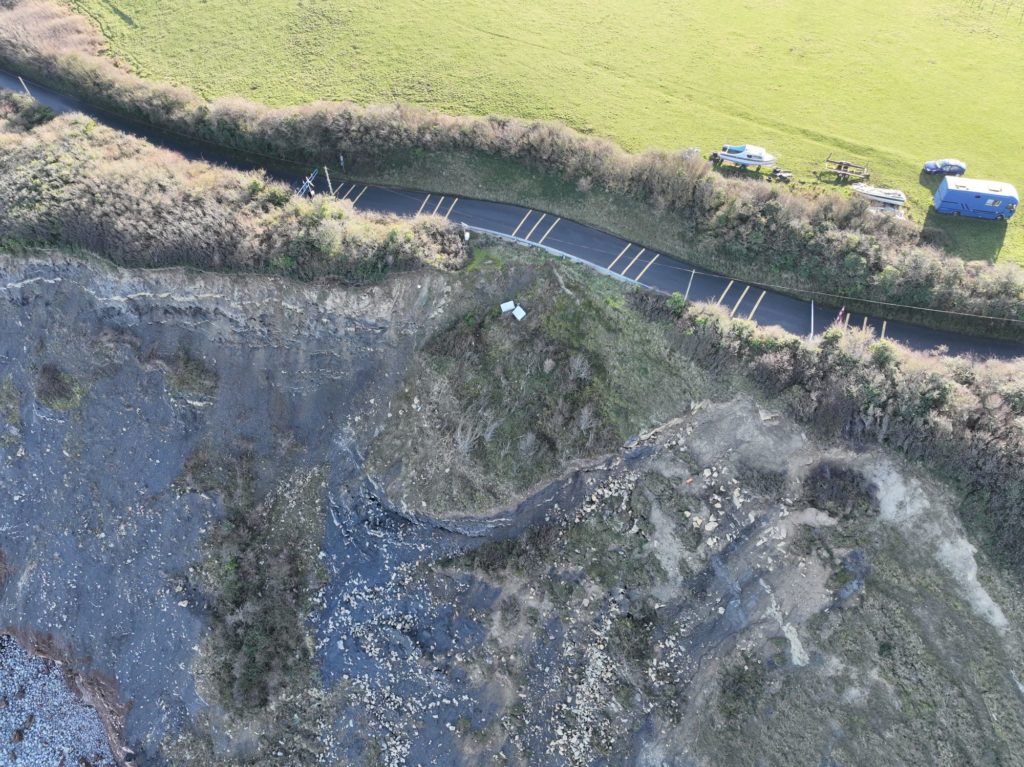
[69,0,1024,264]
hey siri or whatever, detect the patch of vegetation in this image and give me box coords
[0,376,20,443]
[703,531,1024,766]
[666,292,688,317]
[562,511,667,593]
[0,89,54,129]
[369,246,708,513]
[34,364,82,410]
[826,565,857,593]
[717,655,768,721]
[607,601,657,664]
[801,461,879,521]
[673,301,1024,576]
[181,449,327,713]
[0,98,469,282]
[157,346,218,398]
[455,522,564,577]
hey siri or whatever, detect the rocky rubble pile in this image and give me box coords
[0,634,115,766]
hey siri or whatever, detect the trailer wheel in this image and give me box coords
[996,214,1006,221]
[951,211,960,217]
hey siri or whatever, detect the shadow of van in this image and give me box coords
[922,206,1008,263]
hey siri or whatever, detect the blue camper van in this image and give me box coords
[933,177,1018,220]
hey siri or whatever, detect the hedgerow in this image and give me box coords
[1,0,1021,337]
[0,92,469,280]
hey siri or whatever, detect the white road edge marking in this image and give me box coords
[730,284,751,317]
[716,279,735,305]
[747,290,766,320]
[607,244,631,272]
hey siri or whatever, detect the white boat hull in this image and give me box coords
[714,154,775,168]
[713,144,776,168]
[852,183,906,207]
[721,157,774,167]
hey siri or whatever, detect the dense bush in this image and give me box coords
[674,302,1024,573]
[179,451,325,713]
[1,0,1022,336]
[0,94,469,280]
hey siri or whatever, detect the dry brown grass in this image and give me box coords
[0,97,469,280]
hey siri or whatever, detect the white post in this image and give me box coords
[809,300,815,338]
[17,76,31,98]
[323,166,334,196]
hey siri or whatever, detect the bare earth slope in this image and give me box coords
[2,248,1023,765]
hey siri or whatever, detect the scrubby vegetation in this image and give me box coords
[801,461,880,521]
[34,363,81,410]
[178,449,326,713]
[380,246,1024,574]
[671,303,1024,573]
[0,376,20,443]
[0,88,469,281]
[367,247,713,514]
[155,347,218,399]
[1,0,1022,338]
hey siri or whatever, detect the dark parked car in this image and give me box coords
[923,158,967,175]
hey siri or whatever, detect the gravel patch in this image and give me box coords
[0,634,115,766]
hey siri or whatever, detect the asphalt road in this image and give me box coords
[3,69,1021,359]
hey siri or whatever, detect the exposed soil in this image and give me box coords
[1,250,1022,765]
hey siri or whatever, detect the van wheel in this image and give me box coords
[952,211,960,217]
[996,214,1006,221]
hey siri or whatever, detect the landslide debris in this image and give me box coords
[2,244,1023,767]
[367,246,716,517]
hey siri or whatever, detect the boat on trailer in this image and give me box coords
[852,183,907,207]
[710,144,776,168]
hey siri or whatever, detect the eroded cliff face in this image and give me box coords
[1,251,1022,766]
[0,252,454,762]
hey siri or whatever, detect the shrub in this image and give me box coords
[0,88,53,128]
[666,291,688,317]
[35,363,81,410]
[181,451,326,713]
[869,341,896,369]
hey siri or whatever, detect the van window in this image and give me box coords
[985,199,1002,207]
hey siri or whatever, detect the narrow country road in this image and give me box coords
[2,69,1021,359]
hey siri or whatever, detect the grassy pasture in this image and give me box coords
[68,0,1024,264]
